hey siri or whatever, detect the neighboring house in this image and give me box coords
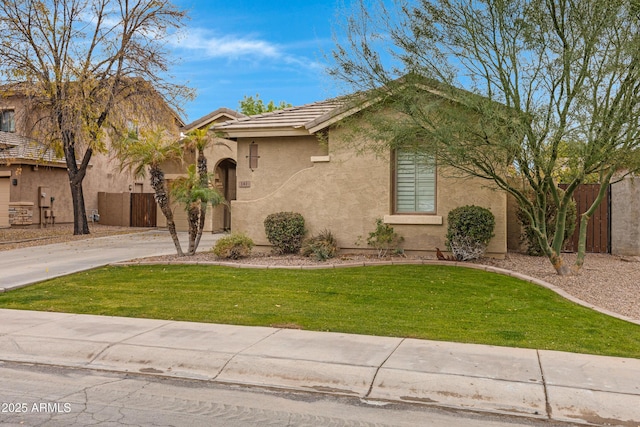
[0,130,68,227]
[213,99,508,257]
[158,107,245,233]
[0,88,182,228]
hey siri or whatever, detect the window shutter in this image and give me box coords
[249,143,259,170]
[396,150,435,213]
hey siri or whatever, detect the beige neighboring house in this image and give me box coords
[0,89,182,228]
[157,107,245,232]
[0,130,69,227]
[213,99,508,257]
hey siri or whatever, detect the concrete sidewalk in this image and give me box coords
[0,230,221,291]
[0,308,639,426]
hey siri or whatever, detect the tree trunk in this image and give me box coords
[193,149,208,253]
[536,228,575,276]
[194,205,206,252]
[162,204,184,257]
[150,167,183,256]
[64,139,90,235]
[187,205,199,255]
[69,175,90,235]
[549,251,573,276]
[572,178,612,274]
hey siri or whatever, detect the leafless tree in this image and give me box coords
[0,0,193,234]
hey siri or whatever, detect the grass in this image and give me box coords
[1,264,639,359]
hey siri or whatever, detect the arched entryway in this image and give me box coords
[214,158,236,231]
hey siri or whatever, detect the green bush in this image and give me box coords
[264,212,306,254]
[367,218,404,258]
[446,205,495,261]
[301,229,338,261]
[212,233,254,259]
[517,188,577,256]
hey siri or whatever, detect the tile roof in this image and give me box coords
[214,99,343,133]
[0,131,66,167]
[182,107,245,132]
[0,131,22,149]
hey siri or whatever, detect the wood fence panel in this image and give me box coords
[560,184,610,253]
[130,193,157,227]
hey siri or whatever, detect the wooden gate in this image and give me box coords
[130,193,157,227]
[560,184,610,253]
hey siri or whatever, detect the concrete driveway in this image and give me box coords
[0,230,221,291]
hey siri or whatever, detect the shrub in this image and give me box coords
[367,218,404,258]
[446,205,495,261]
[264,212,306,254]
[517,188,577,256]
[301,229,338,261]
[212,233,254,259]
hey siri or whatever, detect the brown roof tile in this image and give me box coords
[215,99,343,133]
[0,131,66,166]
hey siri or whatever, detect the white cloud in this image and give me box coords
[174,29,280,59]
[172,28,323,70]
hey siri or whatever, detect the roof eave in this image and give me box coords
[219,127,314,138]
[0,159,67,168]
[182,108,246,133]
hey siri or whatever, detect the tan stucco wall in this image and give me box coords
[611,177,640,256]
[83,151,150,222]
[0,172,10,228]
[231,129,507,257]
[97,192,131,226]
[506,192,525,252]
[0,165,70,224]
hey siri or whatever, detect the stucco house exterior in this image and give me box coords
[213,99,508,258]
[0,87,182,228]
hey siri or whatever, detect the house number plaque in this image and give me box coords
[239,181,251,188]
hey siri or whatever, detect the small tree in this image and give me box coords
[330,0,640,275]
[118,129,184,256]
[181,126,228,250]
[170,164,224,255]
[0,0,192,235]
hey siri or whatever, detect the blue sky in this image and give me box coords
[170,0,345,123]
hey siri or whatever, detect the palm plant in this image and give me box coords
[181,126,230,250]
[170,164,224,255]
[118,129,185,256]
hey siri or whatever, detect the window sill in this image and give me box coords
[384,215,443,225]
[310,155,330,163]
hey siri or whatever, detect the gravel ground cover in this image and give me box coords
[0,224,149,251]
[1,225,638,321]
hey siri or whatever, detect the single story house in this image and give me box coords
[213,98,507,258]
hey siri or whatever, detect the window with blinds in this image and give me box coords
[395,150,436,213]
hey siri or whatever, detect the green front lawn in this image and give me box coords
[1,264,638,358]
